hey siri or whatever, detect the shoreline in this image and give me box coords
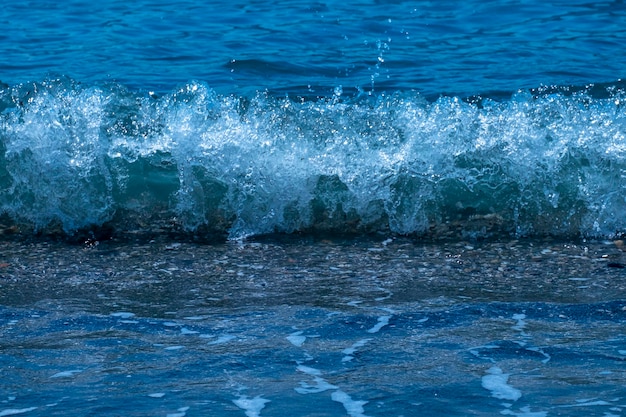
[1,236,625,315]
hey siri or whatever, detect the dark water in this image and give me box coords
[1,1,626,416]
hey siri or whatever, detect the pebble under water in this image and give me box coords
[1,236,625,416]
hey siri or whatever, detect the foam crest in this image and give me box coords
[1,78,625,239]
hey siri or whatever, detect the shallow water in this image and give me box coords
[2,1,626,416]
[1,237,625,416]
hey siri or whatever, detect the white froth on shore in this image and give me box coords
[50,370,82,379]
[342,338,371,362]
[331,390,369,417]
[295,365,338,394]
[481,366,522,401]
[0,408,38,417]
[287,331,306,347]
[232,395,270,417]
[367,315,391,333]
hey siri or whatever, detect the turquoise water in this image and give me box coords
[3,1,625,97]
[2,1,626,416]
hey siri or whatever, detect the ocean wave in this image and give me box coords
[1,77,625,240]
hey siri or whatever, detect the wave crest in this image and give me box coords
[1,78,625,240]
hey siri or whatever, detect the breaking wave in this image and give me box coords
[1,77,626,240]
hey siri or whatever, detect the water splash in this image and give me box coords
[1,78,625,240]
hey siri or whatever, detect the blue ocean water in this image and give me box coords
[2,2,626,417]
[2,0,625,97]
[1,0,626,240]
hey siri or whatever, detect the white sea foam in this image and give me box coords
[331,390,369,417]
[209,335,236,345]
[0,408,38,416]
[295,365,338,394]
[166,406,189,417]
[294,365,338,394]
[511,313,530,339]
[557,399,611,407]
[526,346,551,364]
[374,288,393,302]
[367,315,391,333]
[296,377,338,394]
[481,366,522,402]
[500,406,547,416]
[342,339,371,362]
[232,395,270,417]
[287,331,306,347]
[511,314,526,331]
[50,370,82,378]
[110,312,135,319]
[297,365,322,376]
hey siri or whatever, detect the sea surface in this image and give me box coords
[1,1,626,416]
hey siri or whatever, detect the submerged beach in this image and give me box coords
[1,236,625,416]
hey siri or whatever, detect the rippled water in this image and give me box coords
[2,1,626,97]
[1,237,626,416]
